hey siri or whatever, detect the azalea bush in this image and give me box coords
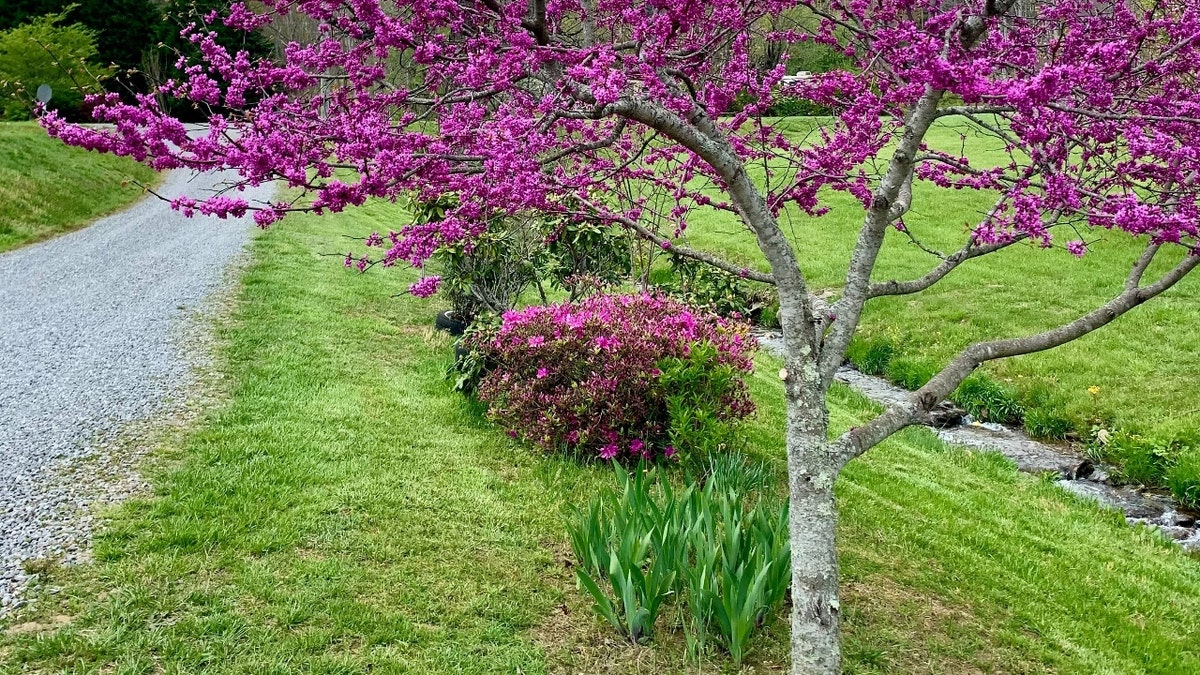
[466,294,755,461]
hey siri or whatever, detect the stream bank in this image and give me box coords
[755,331,1200,552]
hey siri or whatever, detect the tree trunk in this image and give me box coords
[786,393,841,674]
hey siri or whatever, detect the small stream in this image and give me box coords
[755,331,1200,552]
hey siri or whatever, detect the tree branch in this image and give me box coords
[573,202,776,284]
[866,237,1019,298]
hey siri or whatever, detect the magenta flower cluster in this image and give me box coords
[36,0,1200,269]
[467,294,756,461]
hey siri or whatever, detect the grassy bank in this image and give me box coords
[3,201,1200,674]
[0,122,159,253]
[684,118,1200,487]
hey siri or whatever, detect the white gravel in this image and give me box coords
[0,167,274,615]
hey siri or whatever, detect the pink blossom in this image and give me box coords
[408,276,441,298]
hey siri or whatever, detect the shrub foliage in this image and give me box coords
[467,294,755,461]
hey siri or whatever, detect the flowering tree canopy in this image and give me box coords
[42,0,1200,672]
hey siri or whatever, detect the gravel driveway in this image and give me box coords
[0,168,274,614]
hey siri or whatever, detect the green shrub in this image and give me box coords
[660,342,755,471]
[767,96,831,117]
[885,356,936,391]
[1093,429,1182,487]
[1166,451,1200,510]
[952,376,1023,425]
[0,12,110,120]
[543,215,632,300]
[448,313,501,394]
[847,337,894,376]
[655,255,776,323]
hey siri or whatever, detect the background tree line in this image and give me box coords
[0,0,273,121]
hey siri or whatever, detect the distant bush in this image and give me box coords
[0,12,109,120]
[467,294,756,461]
[728,91,832,117]
[767,96,831,117]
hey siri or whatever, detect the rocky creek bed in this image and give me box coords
[755,331,1200,552]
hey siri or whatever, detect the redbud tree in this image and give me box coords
[42,0,1200,671]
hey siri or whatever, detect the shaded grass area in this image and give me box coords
[4,202,1200,674]
[0,122,159,253]
[683,119,1200,449]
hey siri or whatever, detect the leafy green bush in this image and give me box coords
[0,12,109,120]
[1094,429,1186,487]
[564,458,790,665]
[655,255,776,323]
[448,312,501,394]
[412,196,546,323]
[659,342,755,471]
[543,215,632,300]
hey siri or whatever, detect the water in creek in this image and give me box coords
[755,331,1200,551]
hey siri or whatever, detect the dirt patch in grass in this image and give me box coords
[5,615,72,636]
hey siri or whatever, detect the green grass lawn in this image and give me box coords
[682,119,1200,447]
[4,201,1200,674]
[0,122,160,253]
